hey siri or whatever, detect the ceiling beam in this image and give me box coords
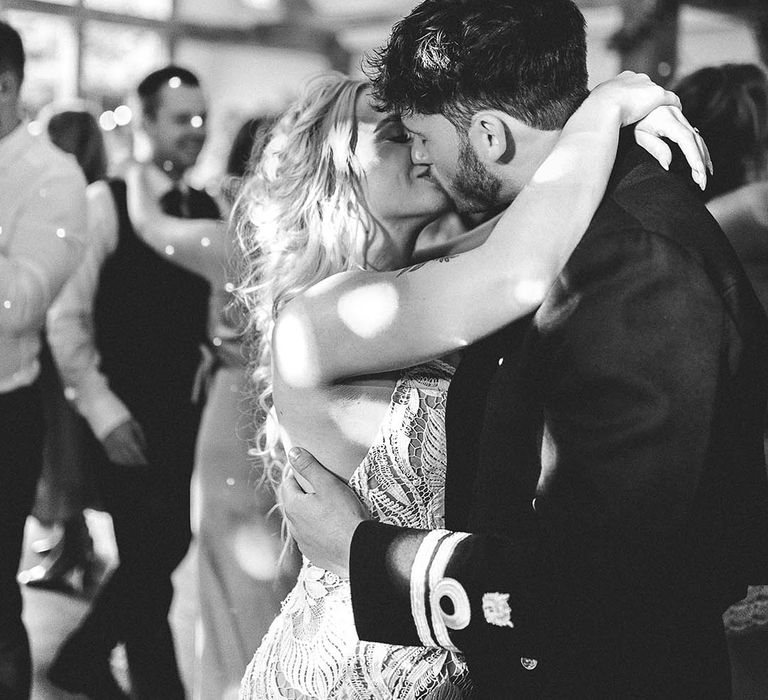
[0,0,350,69]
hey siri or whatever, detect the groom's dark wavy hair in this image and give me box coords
[368,0,589,130]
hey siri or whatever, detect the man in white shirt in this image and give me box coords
[47,65,219,700]
[0,21,87,700]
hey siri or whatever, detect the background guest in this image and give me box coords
[0,20,87,699]
[190,115,299,700]
[19,104,108,597]
[676,61,768,700]
[46,65,218,699]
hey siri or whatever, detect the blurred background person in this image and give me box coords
[0,20,86,699]
[676,61,768,700]
[127,113,301,700]
[18,104,108,597]
[611,0,767,85]
[46,65,218,699]
[190,115,300,700]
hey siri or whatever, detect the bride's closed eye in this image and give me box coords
[387,132,412,144]
[385,128,412,144]
[379,121,412,144]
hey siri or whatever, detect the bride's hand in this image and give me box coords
[586,71,711,190]
[589,70,680,126]
[634,106,712,190]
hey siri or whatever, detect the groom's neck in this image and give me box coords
[498,128,562,205]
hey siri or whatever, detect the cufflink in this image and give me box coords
[481,592,514,628]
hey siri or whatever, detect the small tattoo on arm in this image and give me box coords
[396,262,428,277]
[395,256,457,277]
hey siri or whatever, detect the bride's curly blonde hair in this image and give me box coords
[236,72,377,493]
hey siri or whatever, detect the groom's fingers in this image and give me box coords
[288,446,336,492]
[280,474,306,535]
[280,472,304,500]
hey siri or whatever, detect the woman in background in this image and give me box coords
[675,63,768,309]
[676,61,768,700]
[191,115,300,700]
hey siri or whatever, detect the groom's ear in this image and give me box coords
[468,112,512,165]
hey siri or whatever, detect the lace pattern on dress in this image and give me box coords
[723,585,768,635]
[240,361,473,699]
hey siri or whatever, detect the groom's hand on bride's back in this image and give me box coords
[281,446,369,578]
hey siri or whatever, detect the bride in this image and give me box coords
[235,71,707,699]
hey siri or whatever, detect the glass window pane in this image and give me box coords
[3,10,78,115]
[81,21,169,99]
[178,0,279,25]
[84,0,172,20]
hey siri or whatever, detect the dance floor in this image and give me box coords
[19,509,768,699]
[21,511,197,699]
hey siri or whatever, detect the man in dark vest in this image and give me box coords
[280,1,768,698]
[47,65,218,699]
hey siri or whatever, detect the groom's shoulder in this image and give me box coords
[576,143,731,276]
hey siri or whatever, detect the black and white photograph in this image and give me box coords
[1,0,767,698]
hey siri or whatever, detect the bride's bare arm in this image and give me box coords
[275,73,709,387]
[124,164,232,288]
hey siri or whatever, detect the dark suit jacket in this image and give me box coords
[350,134,768,699]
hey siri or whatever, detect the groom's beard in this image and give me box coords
[450,135,503,214]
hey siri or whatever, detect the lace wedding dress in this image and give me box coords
[240,361,473,699]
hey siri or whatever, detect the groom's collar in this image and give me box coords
[607,127,705,201]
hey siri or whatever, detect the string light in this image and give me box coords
[56,228,66,238]
[3,300,11,309]
[99,110,117,131]
[113,105,132,126]
[165,245,175,255]
[200,237,211,247]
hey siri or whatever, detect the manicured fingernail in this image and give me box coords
[288,447,303,461]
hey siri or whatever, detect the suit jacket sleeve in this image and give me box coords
[350,224,728,659]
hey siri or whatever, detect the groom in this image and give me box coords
[282,1,768,697]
